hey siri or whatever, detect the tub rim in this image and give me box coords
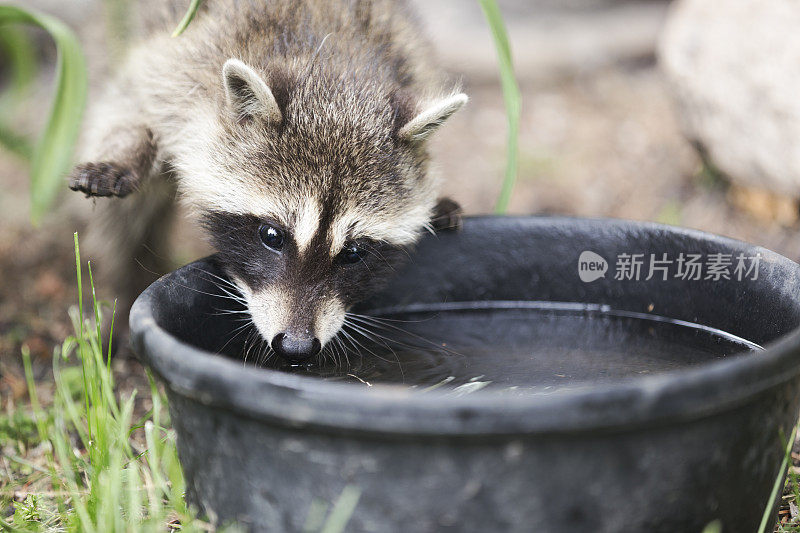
[130,216,800,437]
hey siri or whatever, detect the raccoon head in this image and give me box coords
[181,58,466,363]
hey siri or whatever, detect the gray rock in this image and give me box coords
[659,0,800,195]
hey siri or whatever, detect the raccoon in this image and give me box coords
[70,0,466,362]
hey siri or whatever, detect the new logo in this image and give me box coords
[578,251,608,282]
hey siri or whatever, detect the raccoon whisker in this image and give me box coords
[343,325,405,382]
[346,318,461,362]
[168,282,245,302]
[340,323,407,381]
[342,321,404,370]
[141,242,169,262]
[320,337,340,368]
[218,320,253,355]
[339,325,387,366]
[208,312,252,321]
[254,341,265,366]
[337,335,352,369]
[346,314,463,357]
[188,267,250,305]
[189,266,241,291]
[255,336,274,367]
[338,335,351,369]
[325,341,336,368]
[161,273,249,303]
[317,337,331,366]
[329,336,344,369]
[343,322,398,352]
[209,308,245,314]
[209,306,249,315]
[334,337,346,369]
[356,254,373,274]
[244,328,266,366]
[422,222,436,236]
[327,336,339,367]
[208,283,247,303]
[133,260,246,303]
[337,328,366,365]
[242,328,257,365]
[202,277,248,303]
[346,311,437,324]
[358,243,396,271]
[321,337,340,368]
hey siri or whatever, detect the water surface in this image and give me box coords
[273,302,761,392]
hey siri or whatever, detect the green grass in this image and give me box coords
[0,4,88,224]
[764,427,800,533]
[0,234,358,532]
[0,234,218,532]
[778,462,800,532]
[478,0,521,214]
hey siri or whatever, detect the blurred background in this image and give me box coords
[2,0,799,391]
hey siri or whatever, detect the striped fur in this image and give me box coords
[70,0,466,354]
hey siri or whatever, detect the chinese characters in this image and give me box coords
[611,252,760,281]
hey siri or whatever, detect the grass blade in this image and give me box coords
[0,5,88,223]
[0,24,35,106]
[7,234,214,530]
[172,0,204,37]
[478,0,521,214]
[759,424,799,533]
[0,24,36,160]
[319,486,361,533]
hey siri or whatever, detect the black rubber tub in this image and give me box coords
[130,217,800,533]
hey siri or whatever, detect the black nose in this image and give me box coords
[271,332,321,362]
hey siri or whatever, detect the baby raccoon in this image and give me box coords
[70,0,466,362]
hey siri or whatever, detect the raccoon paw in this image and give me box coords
[69,162,138,198]
[430,197,463,232]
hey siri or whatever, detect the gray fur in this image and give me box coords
[71,0,466,354]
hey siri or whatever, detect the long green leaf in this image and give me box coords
[0,4,87,223]
[172,0,204,37]
[0,24,36,160]
[0,24,36,109]
[478,0,521,214]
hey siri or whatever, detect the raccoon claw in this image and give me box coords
[430,197,462,232]
[69,162,138,198]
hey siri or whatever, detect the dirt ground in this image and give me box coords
[3,0,800,528]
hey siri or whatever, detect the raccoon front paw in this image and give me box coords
[431,197,463,232]
[69,162,138,198]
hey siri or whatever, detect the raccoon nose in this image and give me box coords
[271,332,321,362]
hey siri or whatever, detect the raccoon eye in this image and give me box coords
[337,243,364,264]
[259,224,284,251]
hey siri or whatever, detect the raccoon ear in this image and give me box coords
[398,93,468,142]
[222,58,283,125]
